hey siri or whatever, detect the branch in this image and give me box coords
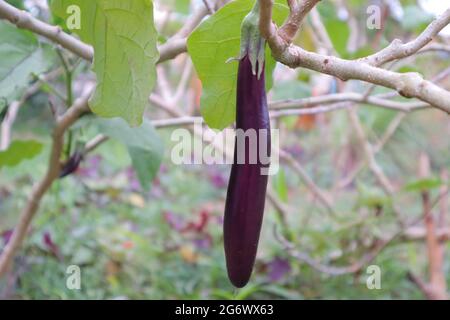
[348,107,395,195]
[0,90,91,278]
[364,8,450,66]
[0,0,209,64]
[278,0,321,43]
[259,1,450,114]
[274,226,392,276]
[279,149,336,216]
[0,0,93,60]
[270,92,428,112]
[418,154,448,300]
[1,69,63,150]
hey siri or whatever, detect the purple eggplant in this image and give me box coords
[59,151,83,179]
[224,3,271,286]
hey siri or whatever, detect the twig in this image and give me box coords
[0,89,92,278]
[364,8,450,66]
[270,92,428,112]
[278,0,321,43]
[0,102,19,151]
[0,0,210,64]
[348,107,395,195]
[274,226,393,276]
[0,68,63,150]
[258,1,450,114]
[279,149,336,216]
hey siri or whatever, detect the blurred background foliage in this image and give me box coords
[0,0,449,299]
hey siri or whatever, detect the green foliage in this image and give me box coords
[0,140,43,168]
[0,22,54,111]
[5,0,24,9]
[51,0,159,126]
[1,0,449,301]
[317,1,350,57]
[187,0,289,130]
[273,168,288,202]
[96,118,164,191]
[401,5,434,32]
[403,178,444,192]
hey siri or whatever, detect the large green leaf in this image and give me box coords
[96,118,164,191]
[0,140,44,169]
[5,0,24,9]
[51,0,159,127]
[403,178,444,192]
[0,21,54,112]
[187,0,288,130]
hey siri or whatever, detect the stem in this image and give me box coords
[240,0,265,78]
[57,49,74,157]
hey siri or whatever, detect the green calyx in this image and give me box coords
[239,1,266,79]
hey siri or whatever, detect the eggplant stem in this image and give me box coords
[239,0,266,79]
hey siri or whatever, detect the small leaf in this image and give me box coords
[51,0,159,126]
[6,0,24,9]
[0,21,54,111]
[273,168,288,202]
[404,178,444,192]
[96,118,164,191]
[187,0,289,130]
[401,5,434,32]
[355,183,392,209]
[0,140,44,169]
[317,2,350,57]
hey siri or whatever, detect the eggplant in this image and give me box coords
[224,3,271,286]
[59,151,83,178]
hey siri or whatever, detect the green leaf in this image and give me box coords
[0,21,54,111]
[187,0,288,130]
[404,178,444,192]
[397,65,420,74]
[273,167,288,202]
[96,118,164,191]
[355,183,392,209]
[51,0,159,127]
[5,0,24,9]
[0,140,44,169]
[317,2,350,57]
[401,5,434,32]
[166,0,190,15]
